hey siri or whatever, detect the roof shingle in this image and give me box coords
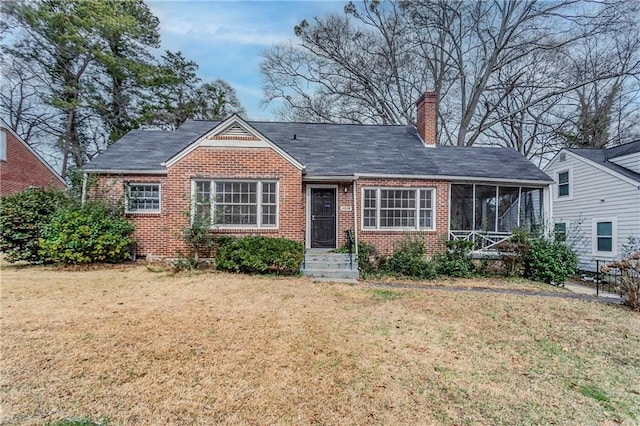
[85,119,552,183]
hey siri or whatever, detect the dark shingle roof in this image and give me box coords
[568,140,640,183]
[85,119,552,183]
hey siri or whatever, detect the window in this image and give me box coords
[557,171,570,197]
[594,220,614,254]
[362,188,434,230]
[126,183,160,213]
[193,180,277,228]
[0,130,6,161]
[554,223,566,242]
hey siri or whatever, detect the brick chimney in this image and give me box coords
[415,91,437,147]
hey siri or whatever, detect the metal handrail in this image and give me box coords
[345,229,354,270]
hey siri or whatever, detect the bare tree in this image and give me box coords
[261,0,640,157]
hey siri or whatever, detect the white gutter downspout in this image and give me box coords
[352,178,358,268]
[81,172,88,206]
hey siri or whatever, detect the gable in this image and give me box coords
[545,149,639,188]
[163,115,304,170]
[0,121,66,190]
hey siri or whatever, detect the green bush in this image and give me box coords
[523,238,577,285]
[356,241,380,276]
[433,239,476,278]
[385,235,436,279]
[215,236,304,275]
[0,187,70,263]
[39,203,134,264]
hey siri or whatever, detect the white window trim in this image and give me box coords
[556,168,573,200]
[361,187,436,231]
[592,217,617,257]
[192,179,279,229]
[125,183,161,214]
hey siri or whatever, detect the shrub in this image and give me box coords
[495,231,530,277]
[523,238,577,285]
[215,236,304,275]
[0,187,70,263]
[39,203,134,264]
[356,241,380,277]
[433,239,475,278]
[181,215,215,267]
[385,235,436,279]
[602,251,640,312]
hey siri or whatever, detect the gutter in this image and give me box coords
[353,173,553,186]
[82,169,167,175]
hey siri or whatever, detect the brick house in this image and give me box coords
[83,92,553,269]
[0,120,67,197]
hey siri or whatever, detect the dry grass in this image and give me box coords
[1,263,639,425]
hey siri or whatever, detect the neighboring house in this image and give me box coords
[83,92,553,265]
[0,120,67,197]
[544,141,640,271]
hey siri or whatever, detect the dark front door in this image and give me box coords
[311,188,336,248]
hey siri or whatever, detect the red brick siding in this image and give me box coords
[0,129,66,196]
[355,178,449,256]
[92,175,167,257]
[93,147,304,258]
[415,92,437,146]
[90,151,451,258]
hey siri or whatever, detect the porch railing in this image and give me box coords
[449,230,512,253]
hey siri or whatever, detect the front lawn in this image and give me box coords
[1,264,639,425]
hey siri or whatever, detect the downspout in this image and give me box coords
[352,178,358,267]
[81,172,88,206]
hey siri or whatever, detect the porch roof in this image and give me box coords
[84,119,553,184]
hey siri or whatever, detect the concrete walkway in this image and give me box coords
[564,281,622,302]
[362,280,622,305]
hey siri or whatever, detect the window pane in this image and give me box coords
[363,189,377,228]
[597,222,612,236]
[558,184,569,197]
[554,223,566,242]
[213,182,258,226]
[450,184,473,230]
[558,171,569,184]
[597,237,612,252]
[419,190,433,229]
[379,189,415,228]
[128,184,160,212]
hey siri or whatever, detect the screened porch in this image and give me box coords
[449,183,546,253]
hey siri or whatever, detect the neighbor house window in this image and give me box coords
[193,180,277,228]
[594,219,615,254]
[554,223,566,242]
[362,188,434,230]
[0,130,6,161]
[126,183,160,213]
[557,171,570,197]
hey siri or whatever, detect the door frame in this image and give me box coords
[305,184,338,249]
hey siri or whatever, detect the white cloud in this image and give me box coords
[148,1,295,47]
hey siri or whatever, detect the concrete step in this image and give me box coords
[304,259,356,270]
[302,268,359,280]
[304,252,353,262]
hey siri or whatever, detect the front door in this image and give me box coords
[310,188,336,248]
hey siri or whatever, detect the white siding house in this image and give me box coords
[544,141,640,271]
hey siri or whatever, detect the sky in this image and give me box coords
[146,0,346,120]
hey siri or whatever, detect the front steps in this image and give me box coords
[302,250,359,282]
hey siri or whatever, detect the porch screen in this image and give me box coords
[450,184,543,233]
